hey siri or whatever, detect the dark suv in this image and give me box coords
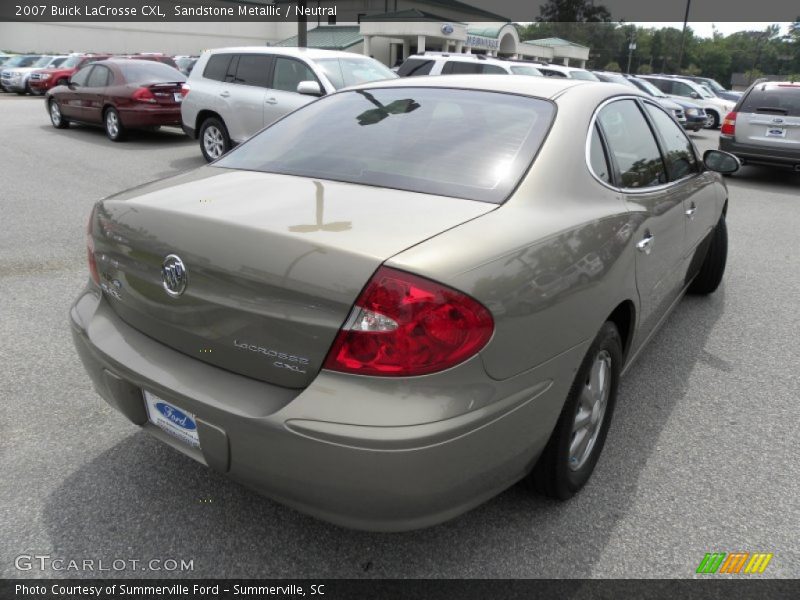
[719,81,800,170]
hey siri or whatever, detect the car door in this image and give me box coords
[225,53,272,142]
[265,56,321,126]
[641,101,720,283]
[81,63,112,123]
[60,64,92,120]
[596,99,686,339]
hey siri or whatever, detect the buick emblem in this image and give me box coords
[161,254,187,297]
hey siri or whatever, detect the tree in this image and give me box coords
[536,0,611,23]
[637,63,653,74]
[604,61,622,72]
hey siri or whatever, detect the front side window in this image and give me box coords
[70,65,92,86]
[232,54,270,88]
[396,58,433,77]
[644,103,698,181]
[315,57,395,90]
[272,57,317,93]
[597,100,666,189]
[215,87,555,204]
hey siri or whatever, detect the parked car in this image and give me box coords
[181,47,397,161]
[719,80,800,170]
[655,74,741,102]
[593,71,687,127]
[117,54,179,69]
[641,75,735,129]
[174,55,199,76]
[1,55,64,94]
[46,59,186,141]
[0,53,17,69]
[397,53,543,77]
[71,75,738,531]
[29,54,112,95]
[535,63,600,81]
[623,74,707,131]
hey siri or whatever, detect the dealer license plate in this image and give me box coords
[765,127,786,138]
[144,391,200,448]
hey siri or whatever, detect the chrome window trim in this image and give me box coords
[585,95,700,195]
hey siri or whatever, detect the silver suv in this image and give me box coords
[719,80,800,171]
[181,47,397,161]
[397,53,543,77]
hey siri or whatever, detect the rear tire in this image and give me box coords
[104,107,125,142]
[688,216,727,295]
[529,322,622,500]
[199,117,231,162]
[49,99,69,129]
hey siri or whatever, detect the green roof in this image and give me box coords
[273,0,507,21]
[466,25,507,38]
[527,37,589,49]
[275,26,363,50]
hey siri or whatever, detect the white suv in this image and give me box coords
[181,47,397,161]
[641,75,735,129]
[535,63,599,81]
[397,53,543,77]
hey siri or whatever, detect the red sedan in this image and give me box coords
[45,59,186,141]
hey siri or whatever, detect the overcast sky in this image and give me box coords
[632,22,793,38]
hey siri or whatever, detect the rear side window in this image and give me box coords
[216,87,555,204]
[740,86,800,117]
[397,58,434,77]
[232,54,271,88]
[589,125,612,184]
[86,65,111,87]
[442,61,480,75]
[644,103,698,181]
[598,99,666,189]
[203,54,233,81]
[647,78,670,94]
[540,69,566,78]
[272,57,317,92]
[481,64,507,74]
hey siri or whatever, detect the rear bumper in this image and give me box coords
[70,286,577,531]
[118,105,182,128]
[683,117,706,131]
[720,135,800,168]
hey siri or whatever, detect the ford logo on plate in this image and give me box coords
[155,402,197,431]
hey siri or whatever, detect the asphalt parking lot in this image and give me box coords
[1,93,798,579]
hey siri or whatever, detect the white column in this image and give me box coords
[363,35,372,57]
[455,41,463,53]
[389,43,397,66]
[402,39,410,60]
[563,57,569,66]
[579,59,586,68]
[417,35,426,54]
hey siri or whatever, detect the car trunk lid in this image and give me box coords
[93,167,495,388]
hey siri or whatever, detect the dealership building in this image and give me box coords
[0,0,590,67]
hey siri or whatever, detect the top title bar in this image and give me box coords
[1,0,798,23]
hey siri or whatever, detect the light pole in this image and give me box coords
[626,40,636,74]
[676,0,691,71]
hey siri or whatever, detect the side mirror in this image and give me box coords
[703,149,740,174]
[68,80,78,90]
[690,92,700,99]
[297,80,323,96]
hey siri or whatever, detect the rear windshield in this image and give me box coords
[215,87,554,204]
[117,61,185,84]
[397,58,434,77]
[316,57,396,89]
[510,65,542,76]
[569,70,599,81]
[740,86,800,117]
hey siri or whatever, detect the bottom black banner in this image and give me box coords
[2,579,799,600]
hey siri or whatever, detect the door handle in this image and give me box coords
[219,90,230,98]
[636,232,654,254]
[685,203,697,219]
[265,97,277,105]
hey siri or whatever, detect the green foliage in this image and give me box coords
[604,61,621,72]
[637,64,653,74]
[681,64,702,76]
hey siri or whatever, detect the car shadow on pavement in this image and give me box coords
[37,123,195,148]
[41,290,726,579]
[723,165,800,192]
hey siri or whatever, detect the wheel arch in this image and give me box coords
[195,110,225,137]
[605,300,636,362]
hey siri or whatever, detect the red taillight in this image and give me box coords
[180,83,190,98]
[323,266,494,377]
[720,111,737,136]
[131,87,156,103]
[86,207,100,286]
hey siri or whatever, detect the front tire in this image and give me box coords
[529,322,622,499]
[104,107,125,142]
[199,117,231,162]
[49,99,69,129]
[688,216,727,295]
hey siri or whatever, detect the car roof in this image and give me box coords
[349,74,638,101]
[406,52,507,64]
[203,46,371,60]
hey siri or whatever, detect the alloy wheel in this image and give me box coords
[106,111,119,138]
[50,102,61,126]
[203,125,224,159]
[568,349,612,471]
